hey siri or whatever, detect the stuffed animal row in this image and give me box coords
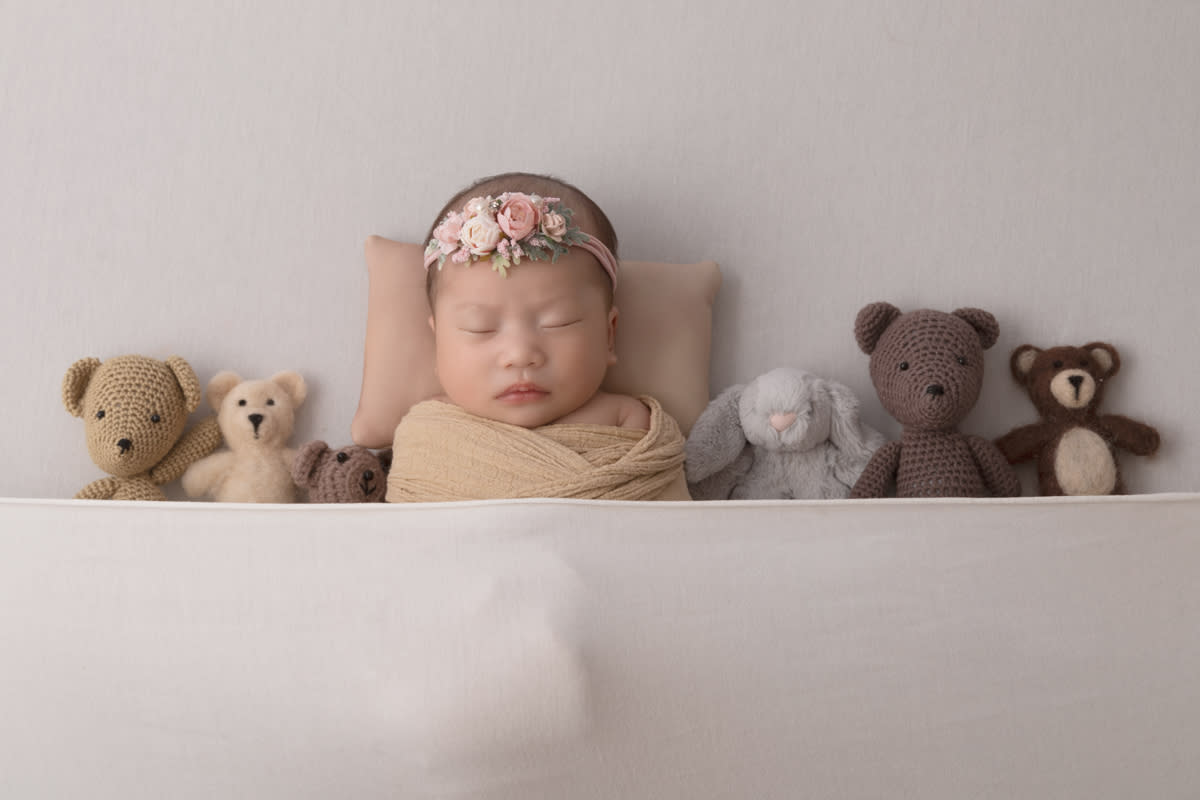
[686,302,1159,499]
[65,357,390,503]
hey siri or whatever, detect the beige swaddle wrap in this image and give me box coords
[387,395,690,502]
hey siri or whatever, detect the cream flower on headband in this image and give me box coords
[425,192,593,277]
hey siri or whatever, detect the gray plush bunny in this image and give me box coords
[685,367,886,500]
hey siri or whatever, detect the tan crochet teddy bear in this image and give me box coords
[182,370,307,503]
[62,354,223,500]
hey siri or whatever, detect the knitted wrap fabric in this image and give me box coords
[63,354,221,500]
[851,303,1019,498]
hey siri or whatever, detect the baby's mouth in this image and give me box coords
[497,383,548,402]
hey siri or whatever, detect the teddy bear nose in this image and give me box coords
[363,470,375,481]
[249,413,264,430]
[769,412,797,432]
[117,438,133,454]
[1069,375,1084,389]
[925,384,945,397]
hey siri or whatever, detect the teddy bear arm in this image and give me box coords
[994,422,1055,464]
[75,477,121,500]
[966,435,1022,497]
[1095,414,1161,457]
[181,450,236,498]
[151,416,224,485]
[849,441,901,498]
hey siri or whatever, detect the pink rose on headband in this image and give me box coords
[497,193,540,240]
[459,214,503,255]
[540,211,568,241]
[433,212,464,254]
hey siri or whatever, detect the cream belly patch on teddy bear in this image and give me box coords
[1054,427,1117,496]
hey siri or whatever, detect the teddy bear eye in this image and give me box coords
[1053,360,1064,369]
[238,399,247,406]
[336,452,349,463]
[267,399,275,406]
[956,356,967,366]
[1080,359,1089,367]
[150,413,161,424]
[898,362,910,371]
[96,409,105,420]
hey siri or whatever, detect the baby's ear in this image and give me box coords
[607,306,619,366]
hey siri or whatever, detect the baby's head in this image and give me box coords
[424,172,622,428]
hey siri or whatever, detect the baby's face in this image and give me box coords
[430,250,617,428]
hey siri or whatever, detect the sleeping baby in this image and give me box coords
[386,172,690,502]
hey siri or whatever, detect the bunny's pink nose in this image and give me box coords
[769,412,797,432]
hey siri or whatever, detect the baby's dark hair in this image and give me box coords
[424,172,618,309]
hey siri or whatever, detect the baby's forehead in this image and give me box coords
[437,254,605,301]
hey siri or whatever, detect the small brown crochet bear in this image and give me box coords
[291,441,392,502]
[850,303,1021,499]
[995,343,1159,495]
[62,354,223,500]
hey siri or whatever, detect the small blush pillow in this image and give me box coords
[351,236,721,448]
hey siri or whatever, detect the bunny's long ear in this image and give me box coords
[684,383,748,482]
[824,379,879,462]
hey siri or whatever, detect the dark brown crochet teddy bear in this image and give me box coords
[850,303,1021,498]
[291,441,392,502]
[995,342,1159,495]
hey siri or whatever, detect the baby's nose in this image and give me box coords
[502,334,545,368]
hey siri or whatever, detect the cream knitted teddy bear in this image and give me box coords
[182,370,307,503]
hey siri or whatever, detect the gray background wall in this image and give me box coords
[3,0,1196,497]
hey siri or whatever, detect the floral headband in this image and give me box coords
[423,192,619,289]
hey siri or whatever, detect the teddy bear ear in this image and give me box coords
[1083,342,1120,378]
[291,440,329,488]
[854,302,902,355]
[270,371,308,408]
[164,356,203,414]
[62,357,102,417]
[207,371,243,411]
[376,447,393,474]
[952,307,1000,350]
[1010,345,1041,384]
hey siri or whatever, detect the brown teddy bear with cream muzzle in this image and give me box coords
[995,342,1159,495]
[850,303,1021,498]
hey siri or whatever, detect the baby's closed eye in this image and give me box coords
[542,319,582,329]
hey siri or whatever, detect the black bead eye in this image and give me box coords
[898,362,910,371]
[1080,359,1089,367]
[238,399,247,406]
[96,409,105,419]
[150,413,161,424]
[1053,360,1063,369]
[956,356,967,366]
[267,399,275,406]
[336,452,349,463]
